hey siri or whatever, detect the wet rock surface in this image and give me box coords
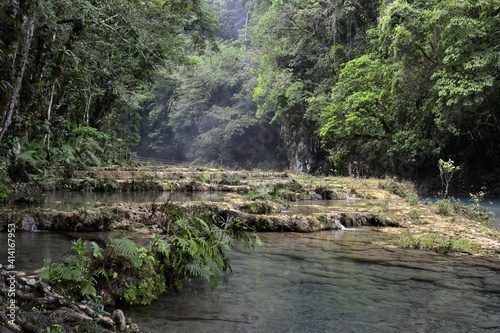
[0,269,144,332]
[1,166,499,254]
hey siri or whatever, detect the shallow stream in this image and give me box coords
[2,229,499,332]
[1,193,500,332]
[120,230,500,333]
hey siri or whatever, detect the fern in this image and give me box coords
[184,261,214,281]
[109,237,140,268]
[40,210,259,306]
[150,236,171,260]
[91,241,104,259]
[81,279,97,297]
[17,150,39,164]
[60,267,82,281]
[72,238,88,258]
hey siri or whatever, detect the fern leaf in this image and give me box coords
[109,237,140,267]
[61,268,80,281]
[81,280,97,297]
[151,236,170,259]
[185,261,213,281]
[255,234,263,247]
[91,241,104,259]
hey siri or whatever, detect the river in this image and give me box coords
[121,230,500,333]
[1,193,499,332]
[2,229,499,332]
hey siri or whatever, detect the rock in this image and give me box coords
[112,309,127,331]
[0,270,147,332]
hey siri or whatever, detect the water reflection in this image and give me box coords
[1,229,499,332]
[122,229,500,333]
[0,232,73,273]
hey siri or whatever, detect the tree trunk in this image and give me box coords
[0,4,37,142]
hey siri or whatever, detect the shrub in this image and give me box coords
[40,238,167,306]
[436,199,453,216]
[435,197,493,224]
[41,212,261,305]
[410,209,421,219]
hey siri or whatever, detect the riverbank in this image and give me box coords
[1,165,499,332]
[2,165,500,255]
[0,269,145,332]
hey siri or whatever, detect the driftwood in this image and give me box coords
[0,270,143,332]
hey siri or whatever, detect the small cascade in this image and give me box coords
[25,217,47,232]
[334,220,356,231]
[334,220,347,229]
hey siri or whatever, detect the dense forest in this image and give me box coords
[1,0,499,191]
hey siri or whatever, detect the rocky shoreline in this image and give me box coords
[1,166,499,332]
[0,269,144,332]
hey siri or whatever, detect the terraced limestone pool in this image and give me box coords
[1,170,499,332]
[3,229,499,332]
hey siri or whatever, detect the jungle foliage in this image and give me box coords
[320,0,500,180]
[0,0,217,195]
[1,0,499,189]
[41,206,261,306]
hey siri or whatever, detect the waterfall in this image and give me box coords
[335,220,356,231]
[335,220,347,230]
[25,216,46,232]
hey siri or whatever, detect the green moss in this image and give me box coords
[158,180,179,190]
[240,200,281,214]
[394,234,480,254]
[378,178,416,199]
[195,173,211,184]
[121,257,167,305]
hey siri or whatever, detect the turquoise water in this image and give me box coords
[421,195,500,229]
[122,230,500,332]
[479,197,500,228]
[1,193,499,332]
[1,228,499,332]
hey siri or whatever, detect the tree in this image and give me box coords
[141,41,283,168]
[438,158,460,198]
[250,0,380,172]
[319,0,500,180]
[0,0,39,141]
[0,0,217,171]
[320,55,395,175]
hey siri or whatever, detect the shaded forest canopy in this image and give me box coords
[1,0,499,190]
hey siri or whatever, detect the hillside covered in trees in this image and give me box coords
[1,0,499,192]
